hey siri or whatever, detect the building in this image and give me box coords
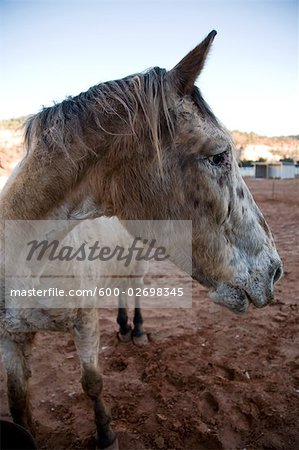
[254,161,296,179]
[239,165,255,177]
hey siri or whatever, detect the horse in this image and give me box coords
[0,30,282,450]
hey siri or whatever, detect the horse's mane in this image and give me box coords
[24,66,222,166]
[24,67,174,164]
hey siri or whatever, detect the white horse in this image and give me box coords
[0,31,282,450]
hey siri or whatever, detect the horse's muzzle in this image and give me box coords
[244,259,283,309]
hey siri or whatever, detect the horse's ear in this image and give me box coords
[169,30,217,95]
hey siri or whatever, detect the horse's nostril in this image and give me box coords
[273,265,283,284]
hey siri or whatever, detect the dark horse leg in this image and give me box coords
[73,310,118,450]
[132,297,148,346]
[117,293,148,345]
[116,293,132,342]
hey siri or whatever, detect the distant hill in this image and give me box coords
[231,130,299,162]
[0,117,298,177]
[0,117,26,130]
[0,117,27,176]
[231,130,299,148]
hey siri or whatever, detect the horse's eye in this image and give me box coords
[207,150,229,167]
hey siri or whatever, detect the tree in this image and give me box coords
[279,157,294,163]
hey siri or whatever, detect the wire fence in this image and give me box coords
[245,178,299,204]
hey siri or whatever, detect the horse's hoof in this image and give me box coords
[117,329,132,343]
[96,437,119,450]
[132,333,148,346]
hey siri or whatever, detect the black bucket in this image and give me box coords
[0,420,38,450]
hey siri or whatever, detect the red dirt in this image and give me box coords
[1,178,298,450]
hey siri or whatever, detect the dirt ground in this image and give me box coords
[0,178,298,450]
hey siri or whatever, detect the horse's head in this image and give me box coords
[91,30,282,314]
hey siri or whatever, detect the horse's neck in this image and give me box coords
[0,147,99,222]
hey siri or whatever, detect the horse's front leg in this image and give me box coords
[132,296,148,346]
[116,292,132,342]
[1,332,36,433]
[72,310,118,450]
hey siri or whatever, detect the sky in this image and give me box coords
[0,0,298,136]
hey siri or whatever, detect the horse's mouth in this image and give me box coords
[210,285,272,315]
[243,290,271,309]
[244,291,254,306]
[192,271,272,314]
[243,290,263,311]
[209,286,246,313]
